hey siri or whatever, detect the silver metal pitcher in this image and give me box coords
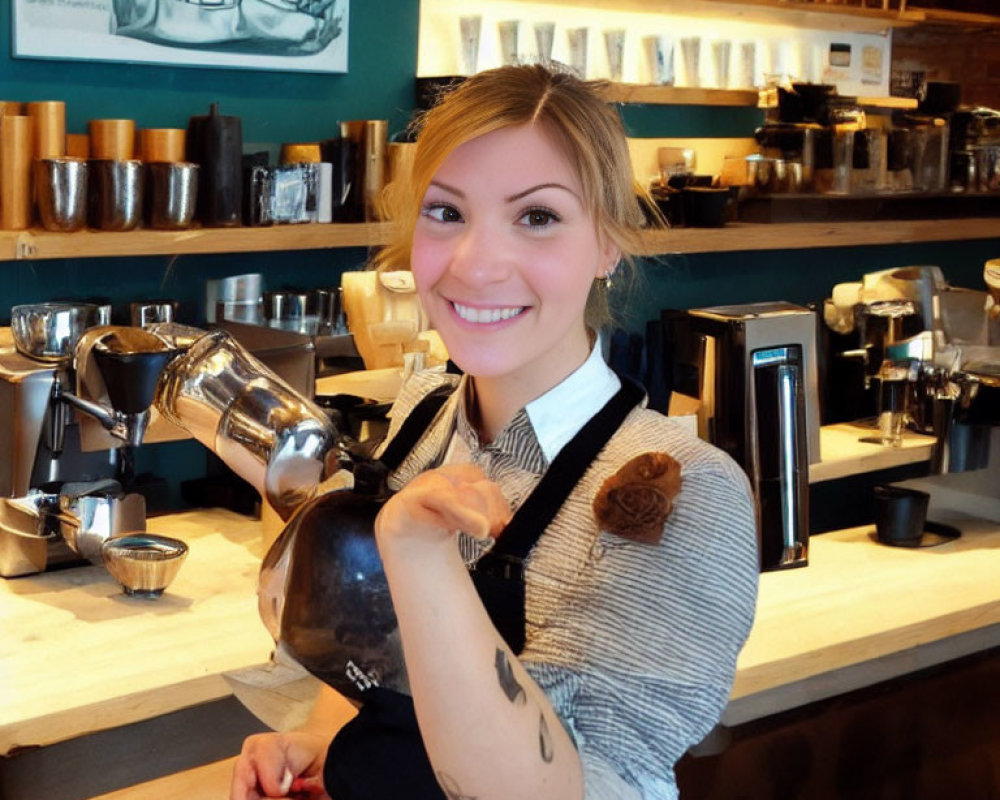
[154,330,341,520]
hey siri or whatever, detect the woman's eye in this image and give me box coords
[520,207,559,228]
[423,203,463,223]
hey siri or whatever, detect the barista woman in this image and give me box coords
[230,64,758,800]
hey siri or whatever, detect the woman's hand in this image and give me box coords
[229,731,332,800]
[375,463,511,551]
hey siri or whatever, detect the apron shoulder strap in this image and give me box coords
[377,382,456,472]
[491,374,645,560]
[349,381,456,496]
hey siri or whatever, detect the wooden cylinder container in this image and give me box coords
[279,142,322,164]
[1,115,35,229]
[138,128,186,163]
[26,101,66,159]
[89,118,136,160]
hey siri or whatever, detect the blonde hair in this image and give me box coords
[377,64,658,329]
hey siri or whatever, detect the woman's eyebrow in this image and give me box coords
[427,179,465,198]
[505,182,580,203]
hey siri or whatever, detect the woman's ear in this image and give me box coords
[596,239,622,280]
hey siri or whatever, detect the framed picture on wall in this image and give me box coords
[12,0,349,74]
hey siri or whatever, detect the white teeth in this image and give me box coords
[452,303,524,324]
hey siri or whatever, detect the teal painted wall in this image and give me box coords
[1,3,997,509]
[0,0,422,504]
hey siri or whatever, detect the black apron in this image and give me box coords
[324,375,645,799]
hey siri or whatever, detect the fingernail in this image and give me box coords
[279,767,293,795]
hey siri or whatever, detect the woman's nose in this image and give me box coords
[448,223,510,286]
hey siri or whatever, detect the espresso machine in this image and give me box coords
[824,263,1000,527]
[663,302,821,571]
[0,307,181,576]
[0,303,343,578]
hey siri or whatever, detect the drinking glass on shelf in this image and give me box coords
[567,27,589,78]
[739,41,758,88]
[498,20,520,67]
[534,21,555,66]
[643,35,674,86]
[680,36,701,87]
[604,29,626,82]
[459,15,482,75]
[712,40,732,89]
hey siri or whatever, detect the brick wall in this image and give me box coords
[893,26,1000,109]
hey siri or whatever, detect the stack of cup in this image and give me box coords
[138,127,199,230]
[28,99,89,234]
[1,101,34,231]
[88,118,143,231]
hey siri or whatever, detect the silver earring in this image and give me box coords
[602,267,615,290]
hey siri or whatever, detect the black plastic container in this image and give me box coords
[873,485,928,545]
[320,136,359,222]
[186,103,243,227]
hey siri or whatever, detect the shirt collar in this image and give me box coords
[525,336,621,463]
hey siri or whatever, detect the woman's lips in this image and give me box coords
[450,302,526,324]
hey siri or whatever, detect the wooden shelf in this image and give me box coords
[638,216,1000,255]
[901,5,1000,29]
[0,222,392,262]
[504,0,999,32]
[810,422,936,484]
[602,84,760,107]
[502,0,914,32]
[2,217,997,262]
[613,84,918,109]
[694,0,912,31]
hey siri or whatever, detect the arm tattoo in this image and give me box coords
[539,711,554,763]
[494,647,526,705]
[437,771,477,800]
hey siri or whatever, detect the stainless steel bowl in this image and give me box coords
[101,533,188,598]
[10,302,101,362]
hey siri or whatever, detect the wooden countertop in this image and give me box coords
[4,506,999,760]
[85,516,1000,800]
[811,422,936,483]
[0,509,274,756]
[726,517,1000,724]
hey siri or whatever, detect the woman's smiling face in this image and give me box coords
[411,123,618,399]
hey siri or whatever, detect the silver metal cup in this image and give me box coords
[130,300,178,328]
[145,161,199,230]
[88,159,144,231]
[34,157,88,232]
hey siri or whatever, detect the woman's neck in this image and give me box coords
[468,336,595,443]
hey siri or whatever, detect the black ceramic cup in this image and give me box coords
[681,186,731,227]
[873,485,929,545]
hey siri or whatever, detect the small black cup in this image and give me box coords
[682,186,731,228]
[873,485,929,545]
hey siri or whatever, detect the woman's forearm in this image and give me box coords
[380,537,584,800]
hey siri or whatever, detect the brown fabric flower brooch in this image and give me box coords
[593,452,682,544]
